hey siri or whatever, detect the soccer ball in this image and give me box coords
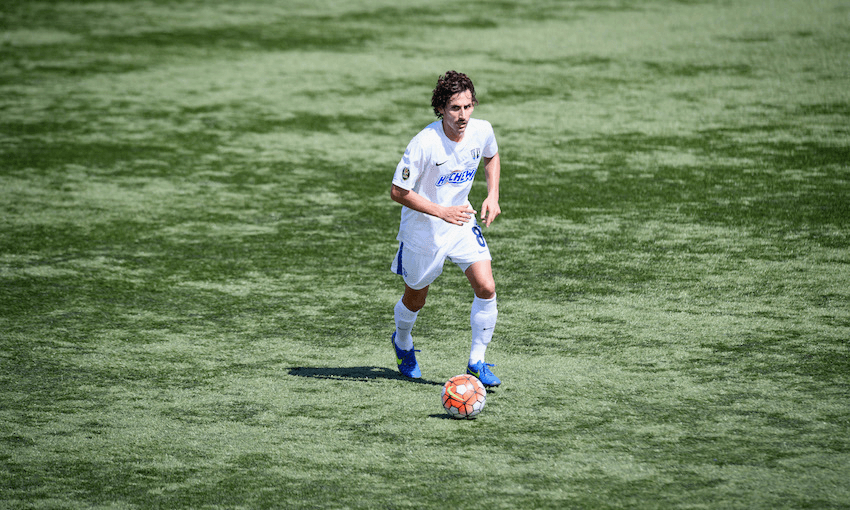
[441,374,487,419]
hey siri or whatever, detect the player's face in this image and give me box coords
[438,89,475,142]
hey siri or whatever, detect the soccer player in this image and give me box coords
[389,71,502,387]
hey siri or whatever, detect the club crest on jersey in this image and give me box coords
[436,168,477,187]
[471,148,481,160]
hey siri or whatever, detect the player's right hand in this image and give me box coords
[442,205,476,226]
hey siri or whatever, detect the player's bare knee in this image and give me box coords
[474,282,496,300]
[403,287,428,311]
[406,296,426,311]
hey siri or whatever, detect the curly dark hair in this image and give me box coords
[431,71,478,118]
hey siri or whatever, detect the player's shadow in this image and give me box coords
[288,366,443,386]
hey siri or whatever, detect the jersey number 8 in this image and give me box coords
[471,226,486,248]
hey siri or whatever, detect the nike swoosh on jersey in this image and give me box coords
[436,160,448,166]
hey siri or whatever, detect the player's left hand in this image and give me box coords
[480,197,501,227]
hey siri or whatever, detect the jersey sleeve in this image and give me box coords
[392,137,427,191]
[482,121,498,159]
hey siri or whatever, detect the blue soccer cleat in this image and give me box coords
[467,360,501,387]
[392,332,421,379]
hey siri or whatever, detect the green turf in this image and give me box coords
[2,0,848,508]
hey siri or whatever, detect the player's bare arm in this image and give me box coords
[390,184,476,226]
[480,153,501,227]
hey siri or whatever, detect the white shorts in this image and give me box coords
[391,221,492,290]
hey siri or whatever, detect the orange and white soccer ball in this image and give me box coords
[442,374,487,419]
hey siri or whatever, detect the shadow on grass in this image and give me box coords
[428,413,459,420]
[288,366,443,386]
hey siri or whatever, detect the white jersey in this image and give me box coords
[392,118,498,254]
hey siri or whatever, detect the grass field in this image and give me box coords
[2,0,849,508]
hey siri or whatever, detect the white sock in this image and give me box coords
[393,298,418,351]
[469,294,497,365]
